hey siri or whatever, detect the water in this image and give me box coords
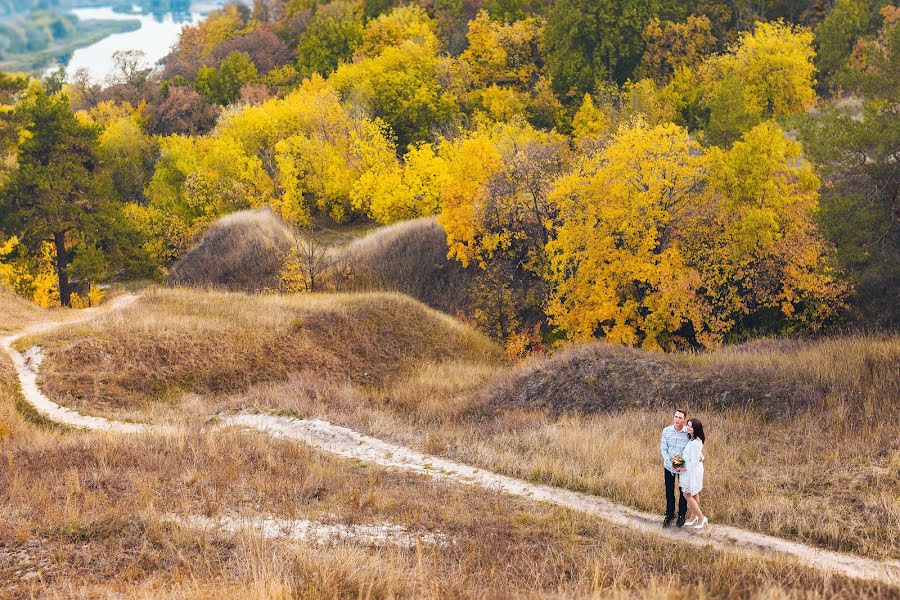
[64,3,223,82]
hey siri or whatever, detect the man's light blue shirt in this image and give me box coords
[660,425,690,473]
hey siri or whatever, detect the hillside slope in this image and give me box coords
[0,289,48,335]
[167,208,296,292]
[33,287,504,417]
[329,217,477,316]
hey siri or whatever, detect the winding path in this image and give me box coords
[3,296,899,586]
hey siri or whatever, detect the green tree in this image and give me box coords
[544,0,659,99]
[296,1,364,77]
[195,51,259,105]
[485,0,545,21]
[798,7,900,325]
[0,89,135,306]
[814,0,872,89]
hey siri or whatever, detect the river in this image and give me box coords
[64,3,225,81]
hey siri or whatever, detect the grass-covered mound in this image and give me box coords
[0,288,49,335]
[33,287,504,416]
[167,208,296,292]
[482,335,900,419]
[331,217,475,315]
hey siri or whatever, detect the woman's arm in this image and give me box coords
[686,442,700,468]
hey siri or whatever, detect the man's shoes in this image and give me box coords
[662,515,674,528]
[676,515,686,527]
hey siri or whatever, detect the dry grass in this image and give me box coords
[167,208,296,292]
[31,287,504,421]
[0,289,52,336]
[0,420,896,598]
[326,217,477,315]
[20,286,900,572]
[364,335,900,559]
[4,341,887,597]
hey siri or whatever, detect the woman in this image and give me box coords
[679,418,708,529]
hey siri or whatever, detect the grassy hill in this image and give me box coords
[168,213,479,318]
[328,217,477,316]
[19,282,900,560]
[167,208,296,293]
[480,335,900,419]
[32,287,504,420]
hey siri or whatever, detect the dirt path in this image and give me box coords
[3,298,899,587]
[1,295,149,433]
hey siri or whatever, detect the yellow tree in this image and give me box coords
[213,75,400,225]
[546,119,710,350]
[636,16,717,84]
[451,11,555,126]
[276,116,400,223]
[439,118,567,271]
[330,8,457,148]
[438,118,568,338]
[701,20,817,145]
[355,4,438,59]
[547,119,847,350]
[135,134,274,265]
[353,142,448,224]
[571,93,610,151]
[215,75,351,181]
[695,121,848,331]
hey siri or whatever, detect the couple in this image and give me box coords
[660,408,708,530]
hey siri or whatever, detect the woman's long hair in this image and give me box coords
[688,418,706,443]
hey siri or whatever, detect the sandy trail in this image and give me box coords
[163,514,449,548]
[1,295,154,433]
[3,296,899,586]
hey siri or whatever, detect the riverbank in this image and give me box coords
[0,16,139,74]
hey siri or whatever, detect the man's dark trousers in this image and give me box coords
[664,469,687,518]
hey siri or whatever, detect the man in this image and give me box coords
[660,408,690,527]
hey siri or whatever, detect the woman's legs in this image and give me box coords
[683,492,695,520]
[686,492,704,521]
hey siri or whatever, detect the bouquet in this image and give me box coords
[671,454,685,470]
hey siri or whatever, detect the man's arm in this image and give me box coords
[660,429,669,465]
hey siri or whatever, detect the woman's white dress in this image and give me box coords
[680,438,704,495]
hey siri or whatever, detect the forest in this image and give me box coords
[0,0,897,351]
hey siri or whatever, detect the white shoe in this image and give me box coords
[684,517,698,526]
[693,517,709,529]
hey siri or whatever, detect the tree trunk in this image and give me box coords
[53,230,72,307]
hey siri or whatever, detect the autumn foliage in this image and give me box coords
[1,0,894,347]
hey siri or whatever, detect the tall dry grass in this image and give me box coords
[375,335,900,558]
[2,428,895,598]
[20,286,900,562]
[206,333,900,559]
[167,208,296,292]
